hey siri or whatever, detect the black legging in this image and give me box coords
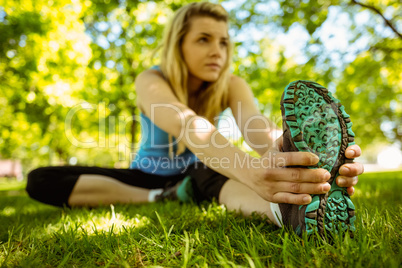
[26,162,229,207]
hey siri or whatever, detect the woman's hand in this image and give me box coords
[247,150,330,205]
[274,136,364,196]
[337,144,364,196]
[247,137,363,205]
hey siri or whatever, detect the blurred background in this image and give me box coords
[0,0,401,179]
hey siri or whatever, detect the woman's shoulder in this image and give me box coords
[135,67,171,113]
[229,74,244,83]
[228,74,249,93]
[138,67,163,78]
[136,67,166,86]
[226,74,256,109]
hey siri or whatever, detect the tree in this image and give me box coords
[227,0,401,148]
[0,0,400,171]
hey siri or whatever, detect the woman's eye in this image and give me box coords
[220,41,228,47]
[198,37,208,43]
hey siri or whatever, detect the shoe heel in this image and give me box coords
[305,195,320,235]
[325,178,356,234]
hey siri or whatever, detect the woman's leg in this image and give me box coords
[218,179,278,226]
[26,166,184,207]
[186,162,279,226]
[67,174,151,207]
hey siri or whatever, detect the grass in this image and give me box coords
[0,179,26,192]
[0,171,401,267]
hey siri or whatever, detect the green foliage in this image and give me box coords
[0,171,401,266]
[0,0,400,169]
[228,0,401,147]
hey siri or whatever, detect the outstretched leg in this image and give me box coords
[219,179,280,226]
[185,162,280,226]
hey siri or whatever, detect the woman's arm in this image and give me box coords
[135,70,263,185]
[135,70,329,205]
[228,75,279,156]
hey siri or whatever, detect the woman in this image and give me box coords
[27,2,363,236]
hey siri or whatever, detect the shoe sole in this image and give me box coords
[281,80,356,237]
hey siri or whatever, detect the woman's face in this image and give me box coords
[181,16,229,87]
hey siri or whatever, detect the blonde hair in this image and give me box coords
[159,2,233,156]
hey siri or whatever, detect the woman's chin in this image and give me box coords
[202,73,220,83]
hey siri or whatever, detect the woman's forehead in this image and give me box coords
[187,17,228,38]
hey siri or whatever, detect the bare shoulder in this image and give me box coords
[134,68,173,114]
[135,68,171,96]
[229,74,248,88]
[135,68,164,84]
[228,74,253,98]
[227,74,258,114]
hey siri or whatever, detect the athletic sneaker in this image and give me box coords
[279,80,356,237]
[155,175,195,203]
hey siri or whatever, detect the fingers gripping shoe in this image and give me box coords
[279,80,356,237]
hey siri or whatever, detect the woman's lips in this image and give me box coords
[206,64,221,70]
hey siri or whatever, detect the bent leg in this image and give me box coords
[26,166,184,207]
[68,174,150,207]
[27,166,81,207]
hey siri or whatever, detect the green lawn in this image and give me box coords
[0,171,401,267]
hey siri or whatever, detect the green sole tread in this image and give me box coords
[283,80,356,236]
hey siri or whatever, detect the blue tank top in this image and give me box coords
[130,66,198,175]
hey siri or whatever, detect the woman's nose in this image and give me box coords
[209,41,222,58]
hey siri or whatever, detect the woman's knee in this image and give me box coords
[26,166,81,207]
[26,167,51,198]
